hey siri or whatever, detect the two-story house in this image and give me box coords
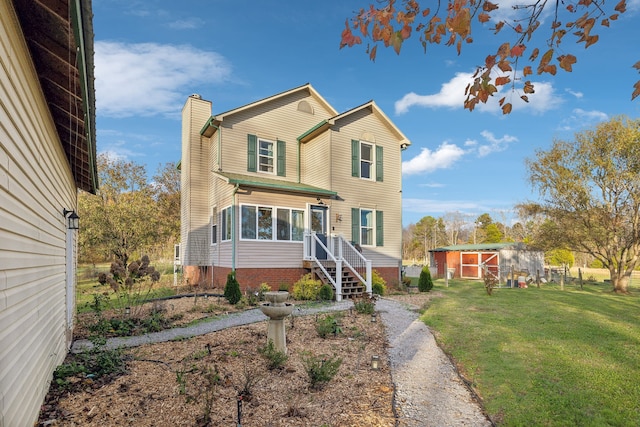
[180,84,409,300]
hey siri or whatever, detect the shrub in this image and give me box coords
[353,295,375,314]
[258,283,271,300]
[292,273,322,300]
[318,284,335,301]
[301,353,342,390]
[371,270,387,296]
[258,340,288,370]
[315,314,342,338]
[224,271,242,305]
[418,265,434,292]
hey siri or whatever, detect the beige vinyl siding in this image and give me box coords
[329,109,403,264]
[1,3,78,425]
[218,91,335,180]
[209,179,237,267]
[181,96,212,266]
[300,132,331,189]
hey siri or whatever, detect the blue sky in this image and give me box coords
[92,0,640,227]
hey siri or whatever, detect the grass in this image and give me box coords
[76,262,178,313]
[420,278,640,426]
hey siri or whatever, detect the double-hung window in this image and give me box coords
[351,208,384,247]
[352,139,383,181]
[221,206,232,241]
[258,139,274,173]
[211,207,218,245]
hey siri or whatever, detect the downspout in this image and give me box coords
[296,136,301,183]
[232,183,239,271]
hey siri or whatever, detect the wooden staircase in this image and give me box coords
[309,261,365,299]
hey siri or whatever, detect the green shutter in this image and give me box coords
[247,134,257,172]
[351,208,360,244]
[376,210,384,246]
[376,145,383,182]
[351,139,359,177]
[277,140,286,176]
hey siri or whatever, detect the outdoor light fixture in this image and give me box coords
[371,312,377,322]
[62,209,80,230]
[371,355,380,370]
[125,307,131,316]
[316,197,325,205]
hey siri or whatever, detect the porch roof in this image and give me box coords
[214,171,337,197]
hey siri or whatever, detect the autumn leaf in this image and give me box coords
[523,65,533,76]
[401,24,412,39]
[498,59,512,72]
[369,44,377,61]
[633,81,640,101]
[559,54,577,72]
[499,96,506,106]
[483,1,499,12]
[495,76,511,86]
[497,42,510,59]
[502,103,513,114]
[514,24,523,33]
[585,34,599,48]
[479,13,490,23]
[601,18,610,27]
[493,21,504,34]
[392,31,404,54]
[485,54,496,69]
[340,20,362,48]
[633,61,640,71]
[449,8,471,38]
[529,47,540,61]
[521,95,529,103]
[615,0,627,13]
[510,44,526,57]
[523,81,535,94]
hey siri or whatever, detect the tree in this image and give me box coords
[340,0,638,114]
[79,154,159,268]
[413,215,439,261]
[524,116,640,293]
[546,248,575,268]
[152,162,181,252]
[418,265,434,292]
[484,223,503,243]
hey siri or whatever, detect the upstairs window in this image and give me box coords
[247,134,286,176]
[259,139,274,173]
[352,139,383,182]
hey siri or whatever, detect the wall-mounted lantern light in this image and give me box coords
[371,355,380,370]
[63,209,80,230]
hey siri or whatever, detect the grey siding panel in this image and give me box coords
[0,3,77,425]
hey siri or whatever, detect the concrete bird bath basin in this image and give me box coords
[260,291,294,354]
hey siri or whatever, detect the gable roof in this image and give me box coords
[12,0,98,194]
[214,171,337,197]
[298,100,411,147]
[201,83,337,137]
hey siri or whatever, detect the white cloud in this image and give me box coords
[565,88,584,99]
[476,130,518,157]
[394,71,562,115]
[169,18,204,30]
[95,41,232,118]
[557,108,609,131]
[403,198,490,214]
[402,142,465,175]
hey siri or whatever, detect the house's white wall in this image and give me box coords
[181,95,212,266]
[327,108,403,266]
[0,3,78,425]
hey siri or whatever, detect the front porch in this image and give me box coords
[303,233,372,300]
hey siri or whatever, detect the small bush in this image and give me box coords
[418,266,434,292]
[301,353,342,390]
[258,340,288,370]
[258,283,271,300]
[353,296,375,314]
[315,314,342,338]
[371,270,387,296]
[318,284,334,301]
[292,273,322,300]
[278,282,290,292]
[224,271,242,305]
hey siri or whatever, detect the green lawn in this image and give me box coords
[421,279,640,426]
[76,263,178,313]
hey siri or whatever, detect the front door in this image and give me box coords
[310,205,328,260]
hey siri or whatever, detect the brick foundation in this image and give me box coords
[183,265,401,294]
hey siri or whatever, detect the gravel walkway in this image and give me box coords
[72,298,492,426]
